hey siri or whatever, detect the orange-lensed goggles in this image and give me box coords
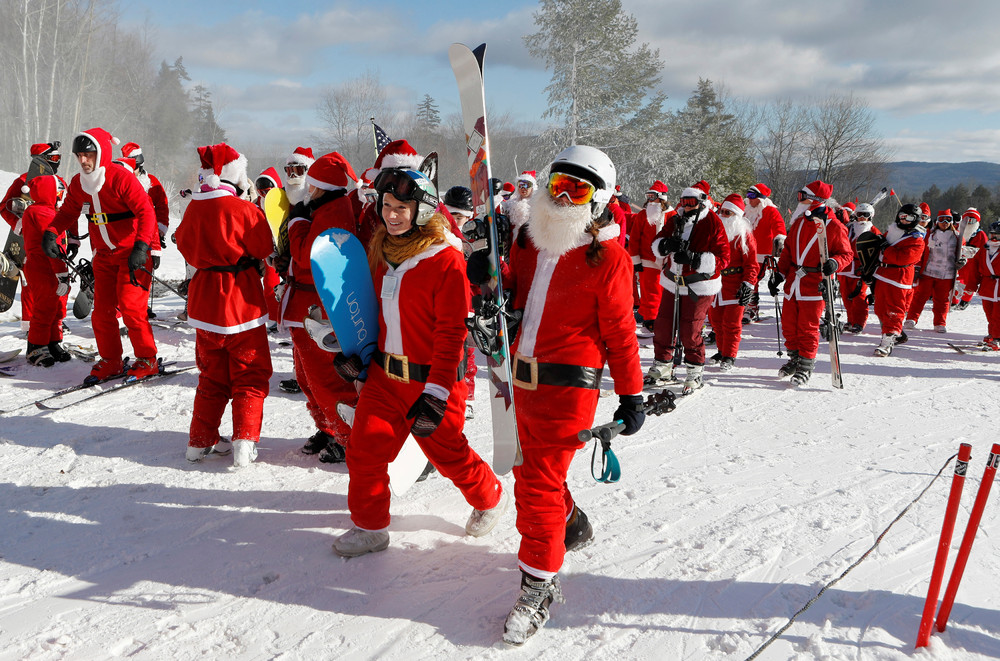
[548,172,595,205]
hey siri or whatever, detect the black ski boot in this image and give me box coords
[777,350,799,377]
[503,571,564,646]
[564,505,593,551]
[318,438,347,464]
[301,430,333,455]
[790,357,815,386]
[47,341,72,362]
[27,342,55,367]
[279,378,301,393]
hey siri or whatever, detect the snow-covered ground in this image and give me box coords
[1,169,998,660]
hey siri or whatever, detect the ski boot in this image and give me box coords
[874,334,895,357]
[503,571,564,647]
[26,342,55,368]
[47,341,72,362]
[232,439,258,468]
[777,350,800,377]
[301,429,334,455]
[682,364,704,395]
[186,438,233,463]
[789,357,815,386]
[127,356,160,380]
[719,356,735,371]
[564,505,593,552]
[844,323,863,334]
[982,337,1000,351]
[903,319,916,330]
[895,331,908,345]
[85,357,126,384]
[318,438,347,464]
[708,352,723,365]
[644,360,675,387]
[279,378,301,393]
[465,488,510,537]
[333,527,390,558]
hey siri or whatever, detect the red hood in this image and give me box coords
[27,175,61,207]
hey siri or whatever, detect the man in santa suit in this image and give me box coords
[647,180,730,393]
[277,152,362,463]
[962,220,1000,350]
[283,146,315,206]
[43,127,159,384]
[743,183,786,324]
[905,209,960,333]
[501,170,537,240]
[355,139,424,248]
[628,180,673,333]
[871,203,926,357]
[175,143,275,468]
[953,207,987,310]
[769,180,852,384]
[839,202,880,333]
[708,194,758,370]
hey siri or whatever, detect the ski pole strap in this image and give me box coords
[591,434,622,484]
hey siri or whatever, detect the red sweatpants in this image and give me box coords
[24,259,66,346]
[290,327,355,444]
[92,249,157,361]
[874,283,908,335]
[190,326,272,447]
[20,281,33,322]
[780,297,825,359]
[652,288,714,365]
[907,276,952,328]
[346,364,501,531]
[983,299,1000,339]
[839,275,870,328]
[637,267,663,321]
[707,303,744,358]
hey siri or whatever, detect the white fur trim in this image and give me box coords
[219,153,248,187]
[305,174,347,192]
[720,201,744,217]
[697,252,716,274]
[378,153,423,172]
[286,153,315,167]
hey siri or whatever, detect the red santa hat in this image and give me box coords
[748,183,772,198]
[197,143,248,189]
[286,146,315,168]
[646,180,669,200]
[30,143,55,157]
[305,151,358,192]
[503,182,516,194]
[517,170,537,188]
[842,202,857,213]
[256,166,283,190]
[120,141,143,161]
[680,179,711,201]
[801,179,833,201]
[937,208,953,220]
[114,157,138,174]
[720,193,745,216]
[370,139,422,174]
[962,207,981,221]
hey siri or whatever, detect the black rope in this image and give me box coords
[744,451,958,661]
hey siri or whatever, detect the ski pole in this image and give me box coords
[935,443,1000,633]
[763,256,783,356]
[579,390,677,483]
[141,267,188,300]
[915,442,972,648]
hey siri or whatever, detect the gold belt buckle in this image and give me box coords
[512,352,538,391]
[675,274,686,287]
[90,213,109,226]
[384,352,410,383]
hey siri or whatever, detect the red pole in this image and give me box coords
[935,443,1000,633]
[915,443,972,648]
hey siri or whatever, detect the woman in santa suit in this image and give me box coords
[708,194,759,370]
[872,204,926,357]
[331,167,507,558]
[500,146,645,646]
[958,220,1000,349]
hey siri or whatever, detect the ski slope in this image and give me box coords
[1,170,997,660]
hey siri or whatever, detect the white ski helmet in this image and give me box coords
[855,203,875,218]
[548,145,616,219]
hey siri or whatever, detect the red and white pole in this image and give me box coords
[935,443,1000,633]
[915,443,972,648]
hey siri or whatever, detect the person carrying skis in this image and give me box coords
[708,193,758,370]
[871,203,926,356]
[769,180,852,383]
[175,143,275,468]
[904,209,961,333]
[743,183,786,324]
[498,145,644,645]
[43,127,160,384]
[838,202,880,333]
[629,180,673,333]
[960,220,1000,350]
[646,180,730,393]
[330,167,507,558]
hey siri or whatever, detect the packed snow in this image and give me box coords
[0,169,997,660]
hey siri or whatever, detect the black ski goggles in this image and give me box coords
[373,168,437,206]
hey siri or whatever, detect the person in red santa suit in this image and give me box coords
[870,203,927,356]
[953,208,987,310]
[43,128,159,384]
[501,170,537,240]
[708,193,758,370]
[743,183,787,324]
[629,180,673,333]
[839,202,880,333]
[175,143,275,468]
[646,180,730,393]
[119,142,170,319]
[253,167,284,329]
[904,209,961,333]
[20,175,72,366]
[356,139,425,248]
[2,142,63,331]
[963,220,1000,350]
[281,146,315,207]
[768,180,852,384]
[330,167,507,558]
[277,152,363,464]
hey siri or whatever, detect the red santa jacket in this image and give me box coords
[508,224,643,396]
[374,238,470,391]
[607,198,628,248]
[142,172,170,233]
[874,225,926,289]
[175,188,274,334]
[651,208,731,298]
[1,173,28,231]
[279,190,358,328]
[628,206,675,269]
[715,230,759,306]
[21,176,68,281]
[746,200,786,263]
[776,207,853,301]
[965,241,1000,302]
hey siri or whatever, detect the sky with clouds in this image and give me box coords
[121,0,1000,164]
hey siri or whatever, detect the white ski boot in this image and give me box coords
[681,364,704,395]
[186,438,232,463]
[644,360,675,386]
[874,334,895,357]
[232,439,258,468]
[465,487,510,537]
[333,527,390,557]
[503,571,564,646]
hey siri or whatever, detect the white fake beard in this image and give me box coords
[286,178,307,205]
[505,196,532,230]
[645,202,664,227]
[79,166,106,196]
[722,213,751,252]
[526,192,592,255]
[791,201,811,222]
[744,201,763,227]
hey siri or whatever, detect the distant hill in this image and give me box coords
[887,161,1000,195]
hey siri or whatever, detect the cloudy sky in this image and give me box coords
[121,0,1000,164]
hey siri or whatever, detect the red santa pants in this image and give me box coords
[346,364,501,531]
[652,288,713,365]
[464,345,477,400]
[190,326,272,447]
[839,275,870,328]
[708,302,744,358]
[24,260,67,346]
[983,299,1000,338]
[290,327,355,444]
[637,267,663,321]
[907,276,952,328]
[92,249,157,361]
[19,281,34,322]
[874,282,908,336]
[513,383,598,577]
[956,261,978,304]
[780,297,825,359]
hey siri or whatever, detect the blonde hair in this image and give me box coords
[367,212,451,274]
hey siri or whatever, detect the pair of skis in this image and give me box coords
[813,215,844,389]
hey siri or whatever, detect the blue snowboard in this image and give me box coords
[310,228,428,495]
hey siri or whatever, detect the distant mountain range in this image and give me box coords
[887,161,1000,195]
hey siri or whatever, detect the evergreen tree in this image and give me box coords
[191,84,227,146]
[415,95,441,130]
[147,58,193,179]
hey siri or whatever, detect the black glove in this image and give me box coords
[65,233,81,261]
[152,254,161,270]
[42,230,64,260]
[128,241,150,286]
[768,271,784,297]
[659,235,683,255]
[406,392,448,438]
[505,307,523,342]
[333,353,364,383]
[634,262,644,272]
[613,394,645,436]
[737,281,754,306]
[821,258,839,276]
[159,231,167,250]
[466,250,491,285]
[673,249,693,265]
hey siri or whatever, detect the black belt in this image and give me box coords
[792,263,820,273]
[670,272,713,286]
[289,278,316,292]
[204,256,259,273]
[373,349,467,384]
[879,263,907,268]
[88,211,135,225]
[721,266,743,275]
[512,354,603,391]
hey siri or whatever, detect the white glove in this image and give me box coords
[304,305,340,353]
[55,273,70,297]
